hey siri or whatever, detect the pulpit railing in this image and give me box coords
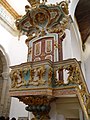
[9,58,89,105]
[9,58,90,120]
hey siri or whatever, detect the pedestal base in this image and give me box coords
[24,96,53,120]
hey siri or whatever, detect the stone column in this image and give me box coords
[0,72,9,116]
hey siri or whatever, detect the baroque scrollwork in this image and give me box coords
[19,96,50,106]
[64,65,82,84]
[10,65,46,88]
[15,1,69,41]
[54,64,89,106]
[54,65,82,86]
[10,68,26,88]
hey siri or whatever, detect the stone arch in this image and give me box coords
[69,0,79,20]
[0,45,11,117]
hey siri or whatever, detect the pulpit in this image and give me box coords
[9,0,90,120]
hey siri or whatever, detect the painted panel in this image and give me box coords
[45,40,52,53]
[34,41,41,56]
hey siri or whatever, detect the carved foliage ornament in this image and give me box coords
[15,1,69,40]
[10,65,47,88]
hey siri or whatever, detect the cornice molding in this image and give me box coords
[0,0,20,19]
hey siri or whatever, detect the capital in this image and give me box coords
[2,72,9,80]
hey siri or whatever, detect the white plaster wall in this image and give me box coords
[49,102,57,120]
[69,0,82,61]
[0,24,28,119]
[63,29,72,60]
[83,37,90,91]
[10,98,28,119]
[0,24,28,66]
[0,24,11,54]
[69,22,82,61]
[8,35,28,66]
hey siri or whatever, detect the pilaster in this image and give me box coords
[0,72,9,116]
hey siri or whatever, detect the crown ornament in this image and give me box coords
[16,0,69,41]
[27,0,47,7]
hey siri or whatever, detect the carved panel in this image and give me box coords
[32,37,54,61]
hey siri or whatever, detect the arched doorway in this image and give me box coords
[0,45,11,117]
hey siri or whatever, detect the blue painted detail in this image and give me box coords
[23,70,30,81]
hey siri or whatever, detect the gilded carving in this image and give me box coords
[60,1,69,15]
[10,65,46,88]
[64,65,82,85]
[54,41,58,49]
[48,67,52,85]
[54,64,89,106]
[9,59,89,119]
[19,96,50,106]
[15,1,69,40]
[29,68,34,82]
[37,65,46,84]
[10,68,25,88]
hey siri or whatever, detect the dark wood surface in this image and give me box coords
[75,0,90,44]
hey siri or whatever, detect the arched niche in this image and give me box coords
[0,45,11,117]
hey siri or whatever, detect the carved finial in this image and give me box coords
[27,0,40,7]
[25,5,31,12]
[27,0,47,7]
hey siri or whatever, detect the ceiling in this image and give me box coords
[75,0,90,44]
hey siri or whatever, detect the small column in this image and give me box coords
[0,72,9,115]
[58,34,63,83]
[79,108,84,120]
[58,34,63,61]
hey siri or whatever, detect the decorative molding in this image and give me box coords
[0,1,20,36]
[2,72,9,80]
[0,0,20,19]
